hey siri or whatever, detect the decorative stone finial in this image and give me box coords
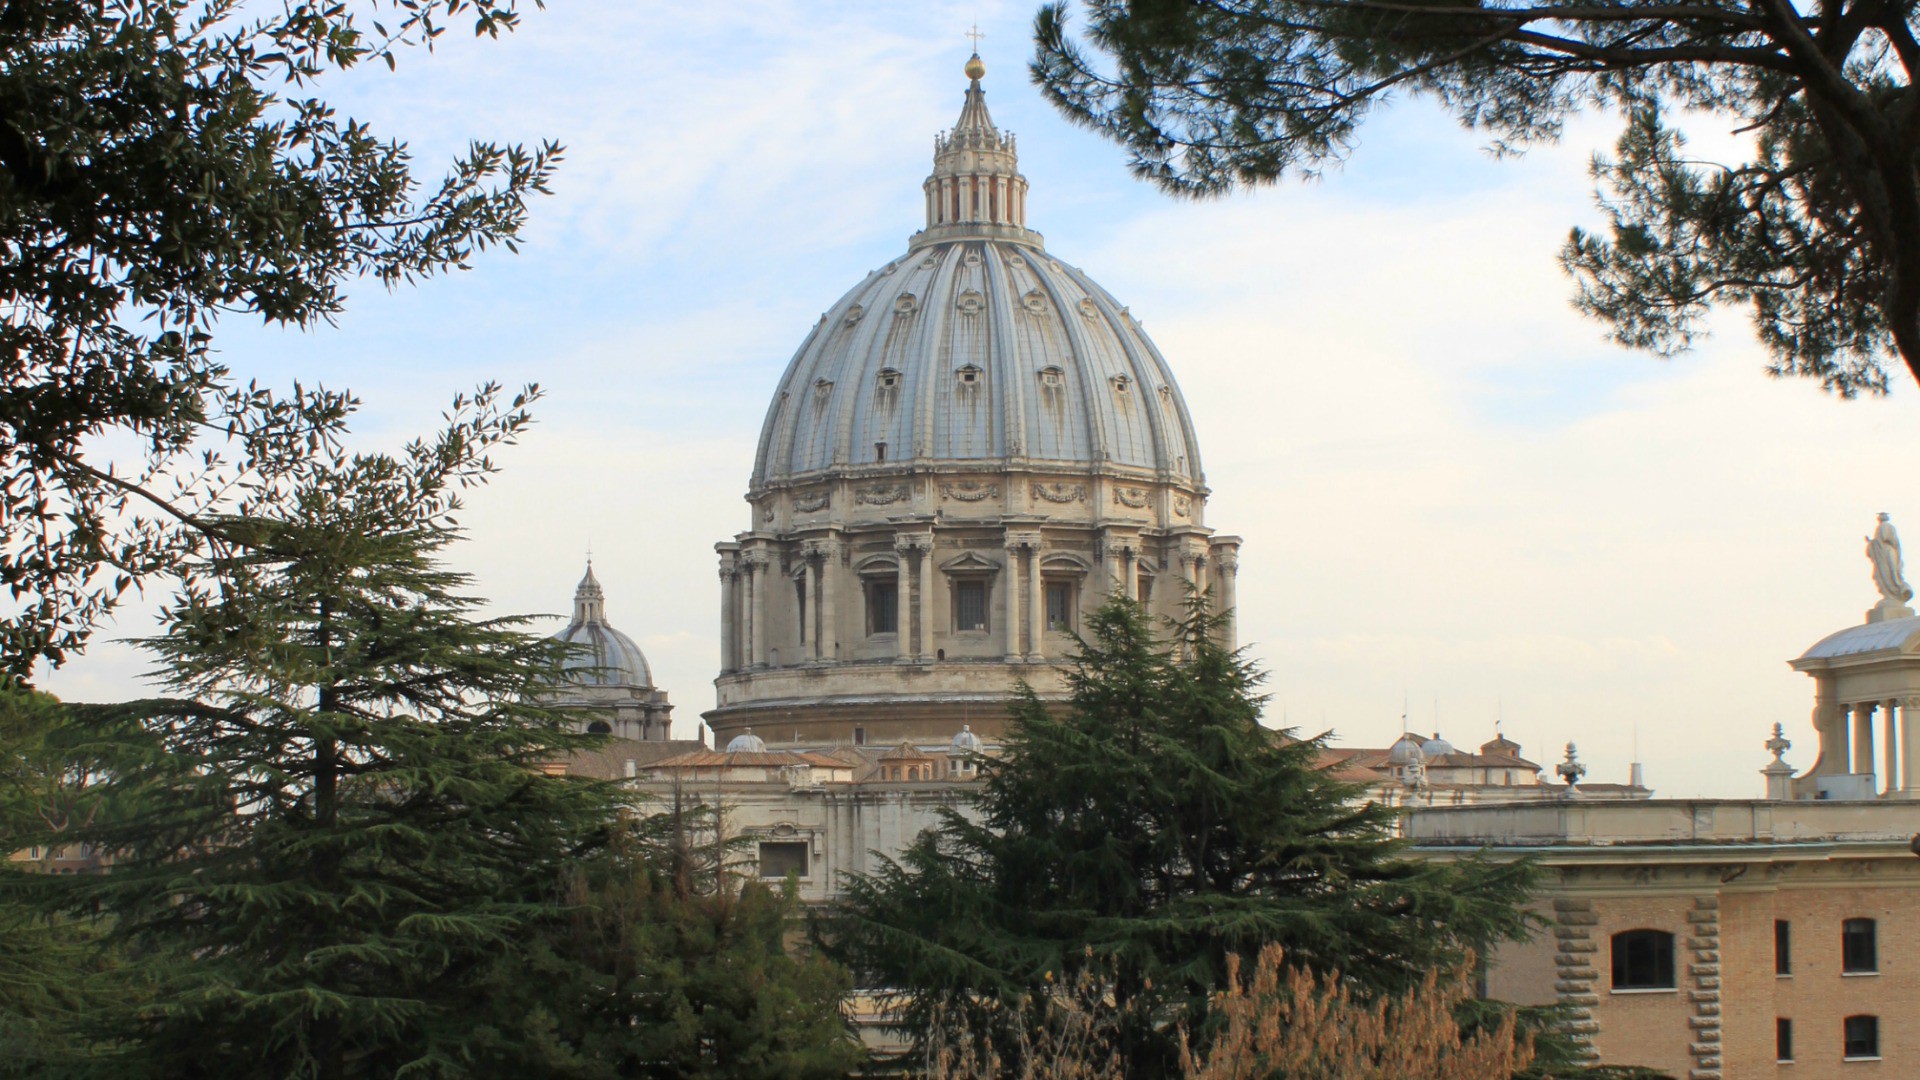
[1555,742,1586,792]
[1762,722,1795,800]
[1765,722,1791,763]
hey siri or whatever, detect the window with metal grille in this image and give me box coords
[1044,580,1074,631]
[1844,1015,1879,1059]
[757,842,809,879]
[1842,918,1877,973]
[953,580,988,632]
[1775,919,1791,975]
[1610,930,1675,990]
[867,580,898,636]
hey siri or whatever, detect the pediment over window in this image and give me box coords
[939,551,1002,575]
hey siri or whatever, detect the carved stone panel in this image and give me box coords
[856,485,910,507]
[1030,482,1085,504]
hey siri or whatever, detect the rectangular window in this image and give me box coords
[953,580,988,631]
[757,841,809,879]
[867,580,898,635]
[853,726,866,746]
[1044,580,1075,631]
[795,579,808,643]
[1843,1015,1879,1059]
[1775,919,1791,975]
[1842,918,1877,974]
[1137,574,1153,606]
[1610,930,1676,991]
[1776,1018,1793,1062]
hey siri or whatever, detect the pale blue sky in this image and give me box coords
[44,1,1920,797]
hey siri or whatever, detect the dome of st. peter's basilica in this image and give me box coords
[707,57,1242,750]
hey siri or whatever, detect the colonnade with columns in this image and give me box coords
[1839,697,1920,796]
[715,528,1242,676]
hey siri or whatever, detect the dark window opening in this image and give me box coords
[1843,918,1877,974]
[953,580,988,632]
[1044,580,1075,631]
[1610,929,1676,991]
[867,580,898,636]
[875,442,887,462]
[795,579,807,643]
[1775,919,1791,975]
[853,726,866,745]
[757,841,809,879]
[1137,574,1153,607]
[1776,1018,1793,1062]
[1844,1015,1879,1059]
[586,720,612,735]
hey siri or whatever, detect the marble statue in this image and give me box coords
[1867,513,1914,604]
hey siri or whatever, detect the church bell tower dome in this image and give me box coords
[709,56,1243,750]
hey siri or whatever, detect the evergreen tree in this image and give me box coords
[532,792,867,1080]
[0,688,145,1078]
[1034,0,1920,395]
[40,386,625,1079]
[830,595,1536,1075]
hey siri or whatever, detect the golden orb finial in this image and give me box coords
[965,53,986,81]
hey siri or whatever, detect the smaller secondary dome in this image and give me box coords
[726,728,767,753]
[951,724,984,753]
[1385,734,1425,767]
[1420,733,1455,758]
[551,564,653,688]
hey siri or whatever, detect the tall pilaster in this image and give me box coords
[1210,538,1241,650]
[894,537,915,661]
[799,558,816,659]
[746,551,770,668]
[918,536,935,658]
[1027,539,1045,660]
[1003,534,1028,661]
[818,540,838,662]
[716,543,740,672]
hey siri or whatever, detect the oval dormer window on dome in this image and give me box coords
[1110,374,1133,395]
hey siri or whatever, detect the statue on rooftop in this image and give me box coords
[1867,512,1914,605]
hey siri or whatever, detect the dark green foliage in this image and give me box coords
[0,688,147,1078]
[530,793,867,1080]
[33,391,628,1079]
[830,595,1537,1074]
[0,0,558,676]
[1033,0,1920,394]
